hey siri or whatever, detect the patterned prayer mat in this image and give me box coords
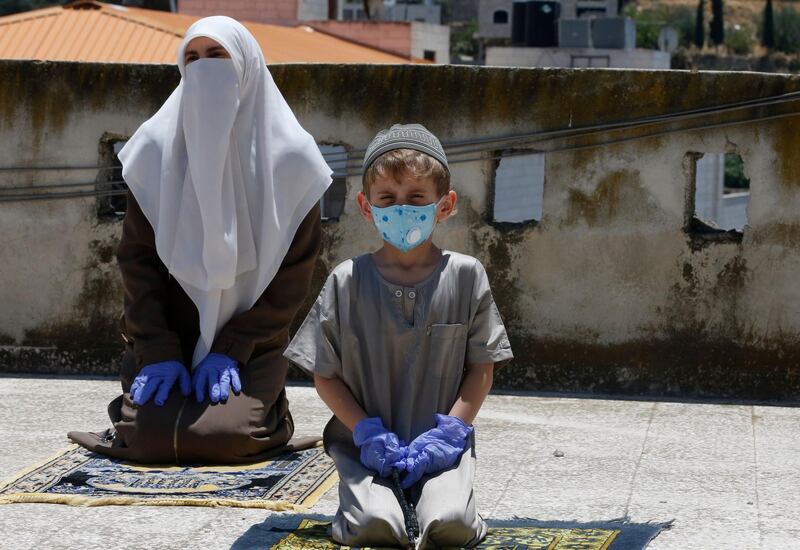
[264,518,669,550]
[0,444,337,510]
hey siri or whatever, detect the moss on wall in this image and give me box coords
[269,64,800,141]
[0,60,177,153]
[492,336,800,401]
[772,117,800,189]
[564,170,660,228]
[11,232,124,374]
[4,60,800,399]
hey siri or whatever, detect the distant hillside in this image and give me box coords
[631,0,790,29]
[624,0,800,57]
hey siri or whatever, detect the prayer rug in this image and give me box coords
[263,518,669,550]
[0,444,337,511]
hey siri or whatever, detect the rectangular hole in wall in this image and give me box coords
[96,138,128,221]
[492,150,545,224]
[693,152,750,234]
[319,144,348,221]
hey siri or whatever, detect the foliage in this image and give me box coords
[0,0,172,16]
[694,0,705,48]
[763,0,776,49]
[710,0,725,46]
[451,20,479,60]
[725,23,755,55]
[622,3,696,50]
[772,6,800,54]
[724,154,750,190]
[0,0,66,16]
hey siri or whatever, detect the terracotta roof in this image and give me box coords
[0,1,420,64]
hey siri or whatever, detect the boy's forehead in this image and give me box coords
[370,172,437,191]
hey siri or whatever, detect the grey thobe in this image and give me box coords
[285,251,513,548]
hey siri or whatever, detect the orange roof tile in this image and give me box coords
[0,1,420,64]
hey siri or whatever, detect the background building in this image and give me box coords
[308,19,450,62]
[0,1,424,64]
[478,0,670,69]
[339,1,442,24]
[178,0,330,26]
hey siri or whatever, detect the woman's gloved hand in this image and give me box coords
[130,361,191,407]
[192,353,242,403]
[401,413,473,489]
[352,417,408,478]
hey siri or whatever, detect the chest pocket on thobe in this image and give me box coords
[426,323,468,381]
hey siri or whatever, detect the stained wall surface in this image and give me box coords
[2,60,799,399]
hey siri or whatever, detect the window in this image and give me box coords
[318,144,348,221]
[423,50,436,62]
[576,7,607,18]
[493,10,509,24]
[96,136,128,221]
[686,152,749,240]
[492,151,545,224]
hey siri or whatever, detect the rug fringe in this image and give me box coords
[0,444,336,510]
[500,515,674,528]
[0,492,305,511]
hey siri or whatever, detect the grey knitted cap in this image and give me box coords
[362,123,449,173]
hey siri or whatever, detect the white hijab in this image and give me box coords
[118,16,332,368]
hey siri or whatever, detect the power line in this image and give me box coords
[5,87,800,173]
[2,89,799,202]
[0,188,128,203]
[0,180,126,192]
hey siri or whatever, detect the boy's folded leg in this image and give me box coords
[413,440,487,548]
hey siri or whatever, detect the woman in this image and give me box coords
[68,16,332,464]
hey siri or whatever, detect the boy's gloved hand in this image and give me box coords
[193,353,242,403]
[353,417,407,477]
[401,413,473,489]
[130,361,191,407]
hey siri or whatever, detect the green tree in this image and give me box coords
[710,0,725,47]
[725,23,755,55]
[763,0,776,49]
[694,0,705,48]
[623,3,695,50]
[0,0,65,16]
[774,7,800,54]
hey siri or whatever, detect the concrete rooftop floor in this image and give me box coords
[0,375,798,549]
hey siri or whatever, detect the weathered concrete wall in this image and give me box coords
[2,60,800,399]
[486,46,671,69]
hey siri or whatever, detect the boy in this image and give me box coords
[285,124,513,548]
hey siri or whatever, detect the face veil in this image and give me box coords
[118,16,332,368]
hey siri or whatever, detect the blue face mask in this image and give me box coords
[370,199,442,252]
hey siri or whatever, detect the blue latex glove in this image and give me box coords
[352,417,408,478]
[130,361,191,407]
[193,353,242,403]
[401,414,473,489]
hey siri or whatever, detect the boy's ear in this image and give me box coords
[437,190,457,222]
[357,191,374,223]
